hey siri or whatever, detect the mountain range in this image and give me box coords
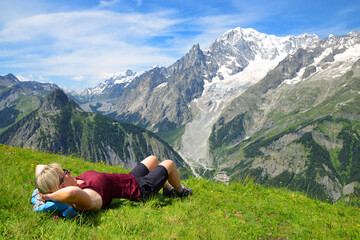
[1,27,360,201]
[0,88,189,174]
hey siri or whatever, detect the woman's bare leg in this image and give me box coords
[161,160,192,197]
[140,155,159,172]
[159,160,181,189]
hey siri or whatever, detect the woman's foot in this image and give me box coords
[163,185,192,198]
[163,187,177,198]
[175,185,192,198]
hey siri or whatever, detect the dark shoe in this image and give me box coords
[163,188,177,198]
[176,186,192,198]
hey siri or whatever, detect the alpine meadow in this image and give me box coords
[1,144,359,239]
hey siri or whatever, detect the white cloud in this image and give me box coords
[0,2,298,90]
[136,0,142,7]
[71,75,85,81]
[15,74,49,83]
[0,0,49,23]
[98,0,119,8]
[0,9,182,86]
[0,10,182,43]
[99,72,116,81]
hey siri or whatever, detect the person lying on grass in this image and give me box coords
[35,156,192,210]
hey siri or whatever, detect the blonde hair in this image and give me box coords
[35,163,63,194]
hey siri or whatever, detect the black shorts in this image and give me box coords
[129,163,169,199]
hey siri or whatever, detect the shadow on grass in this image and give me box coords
[109,193,177,209]
[72,193,176,226]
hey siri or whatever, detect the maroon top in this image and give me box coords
[76,171,141,208]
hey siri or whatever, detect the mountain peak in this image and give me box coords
[218,27,262,44]
[0,73,20,87]
[5,73,18,80]
[167,43,206,74]
[40,89,73,112]
[187,43,204,61]
[190,43,201,52]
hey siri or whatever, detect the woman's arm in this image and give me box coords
[42,186,93,210]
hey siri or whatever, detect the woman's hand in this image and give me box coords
[39,192,50,202]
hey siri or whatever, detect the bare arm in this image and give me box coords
[42,186,94,210]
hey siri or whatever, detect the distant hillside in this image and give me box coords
[0,74,59,134]
[0,144,359,239]
[0,89,189,171]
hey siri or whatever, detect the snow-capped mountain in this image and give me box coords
[72,28,322,103]
[179,28,324,170]
[88,70,138,95]
[66,27,360,200]
[68,70,139,103]
[206,27,320,75]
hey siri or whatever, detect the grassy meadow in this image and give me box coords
[0,144,359,239]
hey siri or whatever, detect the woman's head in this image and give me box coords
[35,163,63,194]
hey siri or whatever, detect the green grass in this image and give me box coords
[15,96,42,118]
[1,144,360,239]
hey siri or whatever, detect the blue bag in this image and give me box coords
[31,189,78,218]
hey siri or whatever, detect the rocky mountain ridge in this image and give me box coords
[0,89,189,172]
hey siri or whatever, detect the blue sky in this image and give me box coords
[0,0,359,91]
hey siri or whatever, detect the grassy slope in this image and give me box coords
[0,144,359,239]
